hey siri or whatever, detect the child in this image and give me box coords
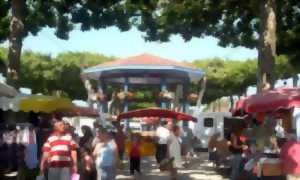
[129,133,141,175]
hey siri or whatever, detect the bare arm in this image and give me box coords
[231,134,243,149]
[111,140,119,164]
[93,143,103,159]
[40,152,49,174]
[71,150,78,172]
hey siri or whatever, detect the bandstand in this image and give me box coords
[81,53,204,120]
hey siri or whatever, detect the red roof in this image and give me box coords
[91,53,194,69]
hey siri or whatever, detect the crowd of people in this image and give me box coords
[38,116,123,180]
[208,116,300,180]
[3,111,300,180]
[154,120,197,180]
[39,116,197,180]
[0,113,198,180]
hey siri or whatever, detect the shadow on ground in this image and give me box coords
[116,152,229,180]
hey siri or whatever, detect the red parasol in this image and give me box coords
[117,108,197,122]
[142,117,160,124]
[233,87,300,113]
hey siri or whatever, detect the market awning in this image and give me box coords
[117,108,197,122]
[0,82,18,97]
[54,106,99,117]
[0,96,19,111]
[233,87,300,114]
[0,95,74,113]
[19,95,74,113]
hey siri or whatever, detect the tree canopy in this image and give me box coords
[0,0,136,86]
[0,0,134,42]
[131,0,300,90]
[0,47,114,99]
[131,1,299,56]
[192,58,257,104]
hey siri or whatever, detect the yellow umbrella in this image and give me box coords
[19,95,74,113]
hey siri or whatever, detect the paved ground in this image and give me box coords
[116,152,229,180]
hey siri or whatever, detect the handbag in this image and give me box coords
[36,175,45,180]
[159,157,174,171]
[71,173,80,180]
[209,151,218,161]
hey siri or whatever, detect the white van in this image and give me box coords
[192,112,232,149]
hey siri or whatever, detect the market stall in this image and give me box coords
[18,95,74,113]
[117,108,197,156]
[0,94,74,179]
[232,87,300,179]
[1,94,74,113]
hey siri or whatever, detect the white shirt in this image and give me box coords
[275,125,285,138]
[168,133,182,168]
[156,126,170,144]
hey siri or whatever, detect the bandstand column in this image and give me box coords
[183,82,190,127]
[160,77,167,109]
[98,79,108,114]
[123,77,130,129]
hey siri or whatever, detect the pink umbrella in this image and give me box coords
[234,87,300,113]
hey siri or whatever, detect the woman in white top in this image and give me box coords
[167,125,182,180]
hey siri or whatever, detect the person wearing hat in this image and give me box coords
[93,127,118,180]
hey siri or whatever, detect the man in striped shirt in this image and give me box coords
[40,120,78,180]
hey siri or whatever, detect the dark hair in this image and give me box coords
[96,126,108,134]
[52,113,63,121]
[161,120,168,126]
[81,125,93,138]
[172,125,180,132]
[7,123,16,131]
[82,147,91,154]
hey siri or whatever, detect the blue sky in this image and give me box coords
[1,27,257,61]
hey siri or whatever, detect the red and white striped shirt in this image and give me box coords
[42,132,77,168]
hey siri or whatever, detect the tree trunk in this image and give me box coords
[6,0,25,87]
[229,95,234,110]
[196,76,207,108]
[212,102,216,112]
[293,74,299,87]
[257,0,277,93]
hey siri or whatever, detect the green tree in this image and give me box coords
[133,0,300,92]
[0,0,134,87]
[192,58,257,104]
[1,47,297,104]
[0,48,115,99]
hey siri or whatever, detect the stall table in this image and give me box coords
[125,131,156,156]
[253,158,285,180]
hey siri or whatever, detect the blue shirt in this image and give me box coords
[96,142,115,167]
